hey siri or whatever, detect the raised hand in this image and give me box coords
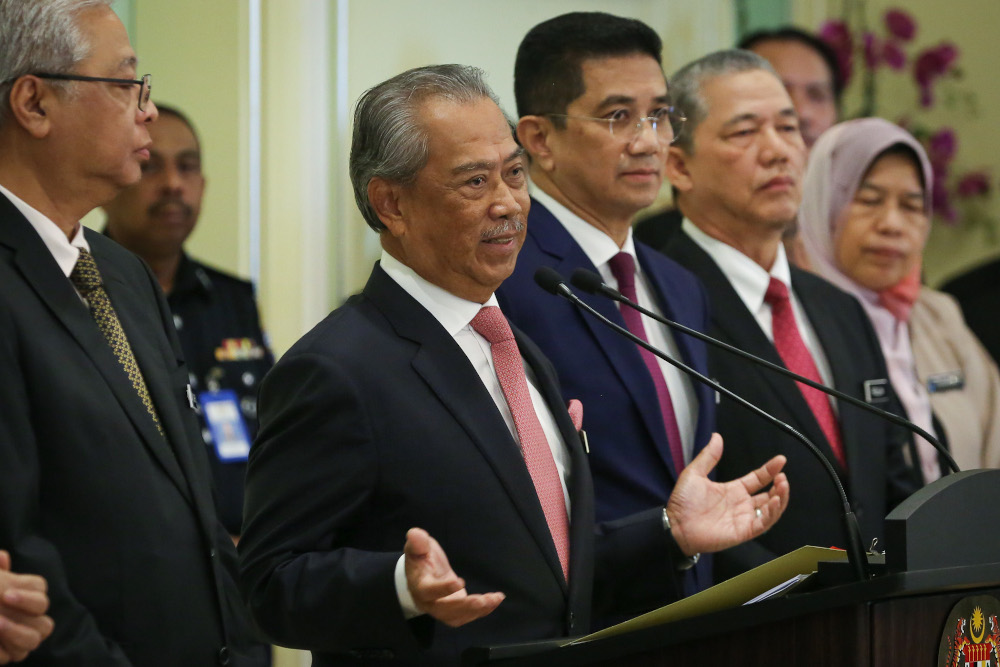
[666,434,790,556]
[403,528,505,628]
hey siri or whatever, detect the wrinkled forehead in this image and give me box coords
[76,5,137,75]
[701,69,794,122]
[418,96,518,163]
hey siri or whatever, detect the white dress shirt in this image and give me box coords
[0,184,89,279]
[379,250,573,618]
[681,218,837,408]
[533,188,699,463]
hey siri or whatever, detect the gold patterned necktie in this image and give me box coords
[69,249,164,436]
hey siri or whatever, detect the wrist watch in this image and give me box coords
[662,507,700,571]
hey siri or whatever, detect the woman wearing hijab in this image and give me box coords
[798,117,1000,481]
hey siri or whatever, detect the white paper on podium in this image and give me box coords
[568,545,847,645]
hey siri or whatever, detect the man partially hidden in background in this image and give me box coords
[103,104,274,538]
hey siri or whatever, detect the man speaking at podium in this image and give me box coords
[239,64,790,665]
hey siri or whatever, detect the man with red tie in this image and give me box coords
[497,12,718,608]
[238,63,790,666]
[659,49,916,581]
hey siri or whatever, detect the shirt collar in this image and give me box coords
[681,217,792,312]
[379,250,499,336]
[531,186,637,271]
[0,184,89,277]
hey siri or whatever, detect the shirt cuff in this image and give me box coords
[394,554,424,620]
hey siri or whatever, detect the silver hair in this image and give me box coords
[350,64,504,233]
[668,49,776,152]
[0,0,113,127]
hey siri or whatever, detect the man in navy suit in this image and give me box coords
[238,64,790,665]
[497,12,716,603]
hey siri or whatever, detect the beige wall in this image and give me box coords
[90,1,250,277]
[793,0,1000,285]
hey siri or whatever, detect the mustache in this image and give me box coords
[148,197,193,218]
[481,217,525,240]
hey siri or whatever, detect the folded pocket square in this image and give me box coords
[566,399,583,431]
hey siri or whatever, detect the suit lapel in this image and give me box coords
[0,201,193,504]
[529,202,682,481]
[364,266,569,589]
[515,327,594,599]
[91,238,198,505]
[667,232,836,459]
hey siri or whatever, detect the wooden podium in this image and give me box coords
[466,469,1000,666]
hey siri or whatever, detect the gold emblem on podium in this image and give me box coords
[939,595,1000,666]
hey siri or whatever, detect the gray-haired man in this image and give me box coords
[0,1,267,663]
[660,49,914,582]
[238,63,790,665]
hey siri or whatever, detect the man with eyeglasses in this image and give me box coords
[0,1,268,664]
[496,12,718,614]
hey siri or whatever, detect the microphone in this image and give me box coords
[570,268,959,475]
[533,267,872,582]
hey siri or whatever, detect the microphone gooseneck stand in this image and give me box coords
[569,268,959,475]
[533,267,871,582]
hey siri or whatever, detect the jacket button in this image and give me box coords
[568,611,575,632]
[217,646,230,665]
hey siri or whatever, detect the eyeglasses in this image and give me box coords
[547,107,686,144]
[32,72,152,111]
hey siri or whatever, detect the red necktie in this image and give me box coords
[607,252,686,474]
[764,277,846,468]
[471,306,570,580]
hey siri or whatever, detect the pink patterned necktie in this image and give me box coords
[607,252,686,474]
[764,277,846,469]
[471,306,570,580]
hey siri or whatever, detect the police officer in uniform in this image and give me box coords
[103,104,274,538]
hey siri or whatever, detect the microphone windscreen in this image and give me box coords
[571,268,606,295]
[533,266,567,295]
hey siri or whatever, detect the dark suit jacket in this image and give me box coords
[239,264,679,665]
[632,207,683,251]
[940,257,1000,366]
[496,200,715,597]
[662,230,916,581]
[0,194,266,666]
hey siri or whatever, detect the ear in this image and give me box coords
[665,145,694,193]
[516,115,557,172]
[368,177,407,237]
[7,76,56,139]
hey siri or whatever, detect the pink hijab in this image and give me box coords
[798,117,940,482]
[797,117,934,321]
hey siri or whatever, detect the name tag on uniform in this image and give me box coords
[199,390,251,462]
[927,371,965,393]
[863,378,891,405]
